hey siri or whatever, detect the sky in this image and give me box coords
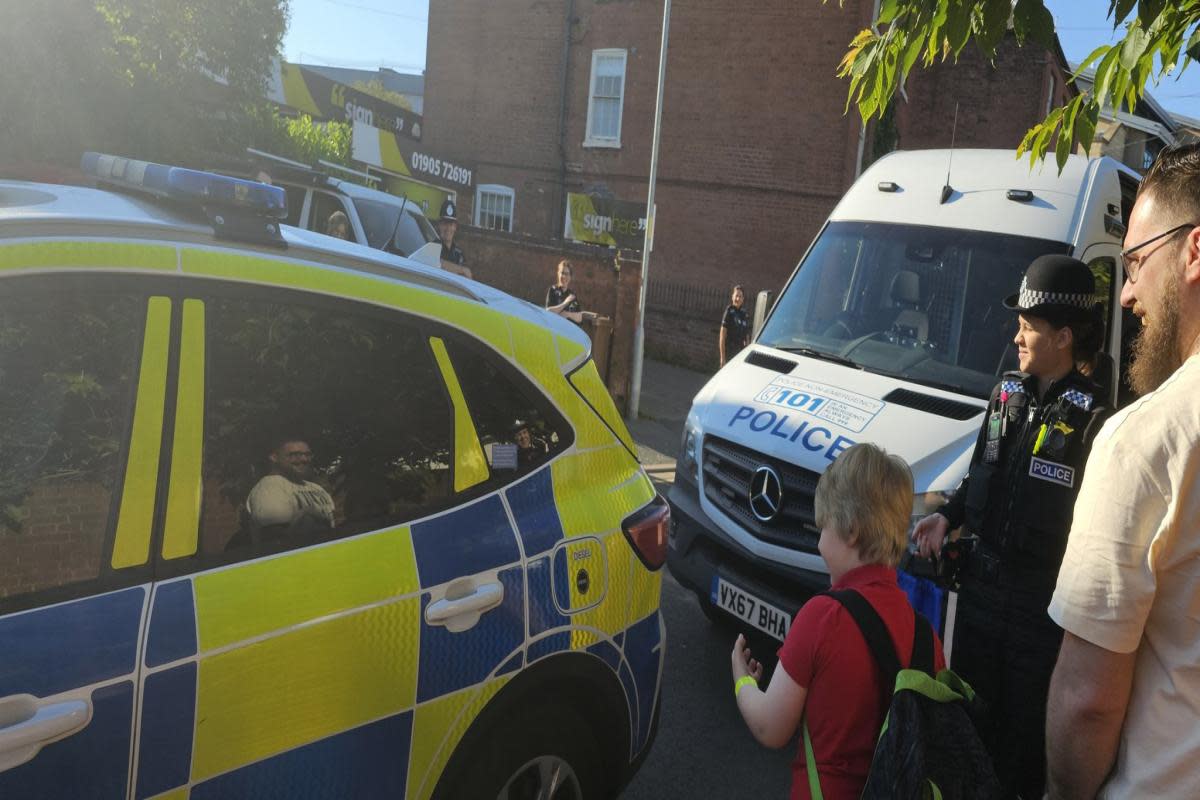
[281,0,1200,120]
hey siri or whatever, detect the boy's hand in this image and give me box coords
[731,633,763,682]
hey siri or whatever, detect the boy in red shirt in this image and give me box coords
[731,443,946,799]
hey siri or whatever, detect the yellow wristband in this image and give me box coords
[734,675,758,698]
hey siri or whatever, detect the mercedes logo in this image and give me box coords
[748,465,783,523]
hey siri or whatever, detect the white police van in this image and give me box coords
[667,149,1141,639]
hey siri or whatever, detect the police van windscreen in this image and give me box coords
[353,197,438,254]
[757,221,1071,399]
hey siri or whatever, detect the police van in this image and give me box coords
[668,149,1140,640]
[0,154,666,799]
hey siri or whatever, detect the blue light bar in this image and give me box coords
[81,152,287,219]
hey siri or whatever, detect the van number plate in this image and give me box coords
[711,576,791,642]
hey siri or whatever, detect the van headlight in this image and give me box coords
[678,421,701,485]
[909,491,951,537]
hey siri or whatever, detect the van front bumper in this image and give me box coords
[666,477,829,624]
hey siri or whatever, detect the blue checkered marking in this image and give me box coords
[417,567,525,702]
[624,611,663,755]
[0,681,134,800]
[191,711,412,799]
[135,663,196,799]
[0,586,144,697]
[526,556,569,637]
[1062,388,1093,410]
[145,580,196,668]
[529,631,572,663]
[411,494,520,589]
[504,466,564,557]
[1001,380,1024,396]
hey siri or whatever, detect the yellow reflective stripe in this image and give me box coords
[0,240,176,273]
[147,788,189,800]
[193,525,420,651]
[179,248,513,357]
[428,336,489,492]
[568,359,636,455]
[112,296,171,569]
[407,676,512,800]
[191,595,421,782]
[162,300,204,560]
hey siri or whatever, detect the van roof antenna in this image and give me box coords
[940,102,959,205]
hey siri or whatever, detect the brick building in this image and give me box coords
[425,0,1074,369]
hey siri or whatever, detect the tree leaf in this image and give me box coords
[1013,0,1056,49]
[944,0,973,57]
[1138,0,1166,30]
[1120,23,1151,71]
[1076,101,1100,153]
[877,0,903,25]
[975,0,1012,55]
[1072,44,1112,80]
[1112,0,1137,28]
[1187,26,1200,62]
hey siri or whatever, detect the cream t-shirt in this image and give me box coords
[1049,354,1200,799]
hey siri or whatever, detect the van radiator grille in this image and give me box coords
[744,351,797,374]
[702,435,821,553]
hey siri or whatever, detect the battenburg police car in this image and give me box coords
[668,149,1140,641]
[0,154,667,799]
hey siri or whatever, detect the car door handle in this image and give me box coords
[0,694,91,773]
[425,582,504,632]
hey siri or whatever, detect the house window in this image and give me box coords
[585,49,628,148]
[475,185,514,232]
[1045,73,1056,117]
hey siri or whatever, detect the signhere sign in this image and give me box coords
[563,193,647,249]
[352,121,475,191]
[274,61,423,142]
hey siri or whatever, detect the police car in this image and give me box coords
[0,154,667,799]
[669,149,1141,641]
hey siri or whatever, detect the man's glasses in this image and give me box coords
[1121,223,1196,283]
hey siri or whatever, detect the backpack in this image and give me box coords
[802,589,1001,800]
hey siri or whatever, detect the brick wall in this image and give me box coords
[461,225,643,412]
[0,482,110,599]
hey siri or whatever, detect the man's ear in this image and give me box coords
[1184,226,1200,286]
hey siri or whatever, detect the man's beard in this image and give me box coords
[1128,274,1183,395]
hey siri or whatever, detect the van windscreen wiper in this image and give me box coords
[773,346,863,370]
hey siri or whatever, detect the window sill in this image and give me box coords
[583,139,622,150]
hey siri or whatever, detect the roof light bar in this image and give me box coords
[82,152,287,219]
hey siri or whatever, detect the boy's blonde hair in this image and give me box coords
[813,443,913,567]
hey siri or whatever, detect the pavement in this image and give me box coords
[627,357,714,488]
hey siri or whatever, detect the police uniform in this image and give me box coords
[935,255,1109,800]
[438,199,466,267]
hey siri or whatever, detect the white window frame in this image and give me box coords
[474,184,515,232]
[584,49,628,149]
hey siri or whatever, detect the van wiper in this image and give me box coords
[774,346,863,370]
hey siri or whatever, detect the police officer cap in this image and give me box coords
[1003,254,1095,313]
[439,198,458,222]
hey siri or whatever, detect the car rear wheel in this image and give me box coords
[438,704,606,800]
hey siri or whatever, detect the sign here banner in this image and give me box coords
[563,193,647,249]
[351,121,475,190]
[274,61,424,142]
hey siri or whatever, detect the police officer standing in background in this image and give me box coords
[437,198,471,279]
[912,255,1110,800]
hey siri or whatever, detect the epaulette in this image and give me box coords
[1061,388,1094,411]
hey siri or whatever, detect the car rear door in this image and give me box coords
[0,273,170,799]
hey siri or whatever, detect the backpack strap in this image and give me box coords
[826,589,902,706]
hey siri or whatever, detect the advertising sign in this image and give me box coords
[274,61,424,142]
[352,121,474,191]
[563,193,647,249]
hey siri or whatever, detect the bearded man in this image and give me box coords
[1045,142,1200,799]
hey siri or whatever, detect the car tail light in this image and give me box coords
[622,495,670,570]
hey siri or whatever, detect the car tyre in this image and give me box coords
[439,703,607,800]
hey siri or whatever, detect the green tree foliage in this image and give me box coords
[0,0,287,166]
[234,105,354,169]
[830,0,1200,169]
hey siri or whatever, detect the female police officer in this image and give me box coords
[912,254,1110,800]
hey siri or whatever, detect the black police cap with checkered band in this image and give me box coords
[1003,254,1095,313]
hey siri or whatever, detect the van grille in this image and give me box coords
[881,388,984,421]
[702,435,821,553]
[744,351,797,374]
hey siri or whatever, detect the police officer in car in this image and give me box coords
[437,198,471,279]
[911,254,1110,800]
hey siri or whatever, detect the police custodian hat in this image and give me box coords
[439,198,458,222]
[1003,254,1095,314]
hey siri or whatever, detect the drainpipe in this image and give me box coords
[556,0,577,240]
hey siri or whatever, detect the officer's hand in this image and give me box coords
[912,513,950,559]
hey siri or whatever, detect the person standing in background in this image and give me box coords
[719,285,751,366]
[437,198,471,279]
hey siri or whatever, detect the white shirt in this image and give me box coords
[1049,354,1200,799]
[245,474,335,530]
